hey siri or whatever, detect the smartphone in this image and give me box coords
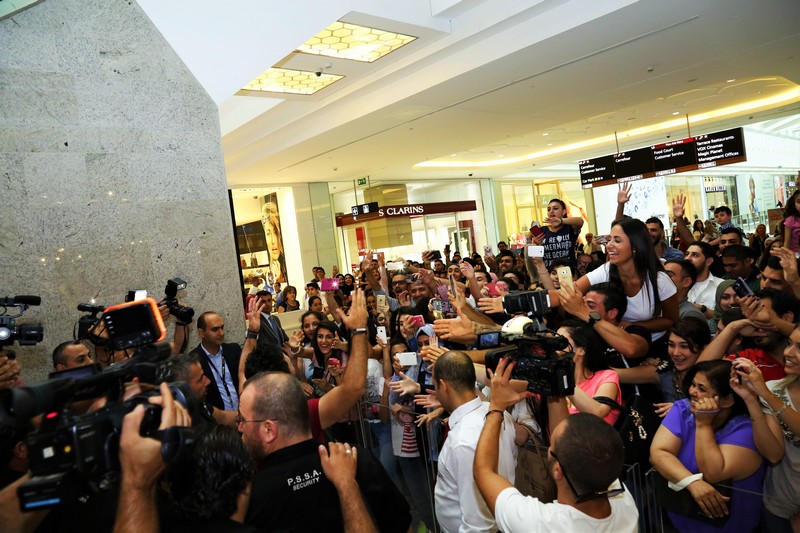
[102,298,166,351]
[486,283,501,297]
[376,326,387,344]
[527,245,544,258]
[477,331,501,349]
[320,278,339,291]
[557,266,574,289]
[530,222,544,239]
[595,234,610,245]
[397,352,418,367]
[429,250,442,261]
[431,299,445,320]
[372,253,379,260]
[484,245,493,256]
[449,275,456,297]
[386,261,404,271]
[732,277,755,298]
[409,315,425,327]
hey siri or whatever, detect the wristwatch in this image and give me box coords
[586,311,601,326]
[700,305,708,314]
[351,328,368,336]
[245,330,258,340]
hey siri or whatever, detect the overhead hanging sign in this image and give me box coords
[579,127,746,189]
[336,200,477,227]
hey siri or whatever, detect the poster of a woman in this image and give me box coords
[260,193,288,284]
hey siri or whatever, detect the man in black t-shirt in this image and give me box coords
[241,372,410,533]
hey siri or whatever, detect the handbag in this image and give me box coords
[514,423,557,503]
[650,469,732,527]
[594,394,660,467]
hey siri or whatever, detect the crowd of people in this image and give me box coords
[2,187,800,532]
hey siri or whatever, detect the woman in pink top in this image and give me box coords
[782,189,800,252]
[558,320,622,425]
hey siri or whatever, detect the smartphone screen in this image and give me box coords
[732,277,755,298]
[376,326,387,344]
[483,245,493,256]
[397,352,418,367]
[449,275,456,297]
[477,331,501,349]
[429,250,442,261]
[376,294,387,308]
[320,278,339,291]
[557,266,574,289]
[437,285,449,302]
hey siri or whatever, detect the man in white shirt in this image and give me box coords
[684,241,722,322]
[433,351,517,533]
[474,358,638,533]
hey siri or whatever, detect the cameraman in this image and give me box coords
[474,358,638,532]
[51,340,94,371]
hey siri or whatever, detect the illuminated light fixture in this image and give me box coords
[297,21,416,62]
[672,111,680,115]
[415,86,800,168]
[242,68,343,95]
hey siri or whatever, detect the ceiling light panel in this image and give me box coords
[297,21,416,62]
[242,68,343,95]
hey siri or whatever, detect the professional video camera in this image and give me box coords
[74,302,105,342]
[0,295,44,346]
[162,277,194,324]
[0,298,196,512]
[484,298,575,396]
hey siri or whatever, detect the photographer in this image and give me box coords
[474,358,638,532]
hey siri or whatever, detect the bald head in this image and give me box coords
[433,350,476,392]
[243,372,309,438]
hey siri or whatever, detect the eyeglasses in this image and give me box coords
[235,413,271,426]
[549,449,625,503]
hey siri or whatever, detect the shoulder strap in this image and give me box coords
[593,396,626,413]
[517,422,546,447]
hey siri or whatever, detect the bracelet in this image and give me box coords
[668,473,703,491]
[774,403,789,421]
[245,330,258,340]
[351,328,368,336]
[485,409,505,420]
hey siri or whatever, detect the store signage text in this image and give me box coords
[336,201,477,227]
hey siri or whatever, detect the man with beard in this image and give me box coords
[684,241,722,323]
[645,217,684,261]
[698,288,794,381]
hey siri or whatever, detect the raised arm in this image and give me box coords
[238,298,264,391]
[672,194,697,245]
[318,288,369,430]
[615,182,631,222]
[318,443,377,533]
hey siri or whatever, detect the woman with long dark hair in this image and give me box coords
[577,217,679,355]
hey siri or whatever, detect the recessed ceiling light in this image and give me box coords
[241,67,343,95]
[672,111,680,115]
[542,132,549,136]
[450,153,457,156]
[547,143,553,146]
[297,21,416,63]
[727,79,736,83]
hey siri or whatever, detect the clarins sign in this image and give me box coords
[335,201,477,227]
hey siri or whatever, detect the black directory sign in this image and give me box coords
[652,137,698,176]
[579,127,746,188]
[578,155,615,188]
[695,127,746,168]
[351,202,379,217]
[614,148,654,182]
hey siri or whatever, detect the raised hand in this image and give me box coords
[487,357,533,411]
[617,181,632,205]
[246,297,265,334]
[337,288,367,330]
[672,193,687,220]
[389,371,421,396]
[318,442,358,490]
[414,388,441,410]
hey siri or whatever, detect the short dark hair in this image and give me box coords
[687,241,714,261]
[714,206,732,216]
[549,258,574,277]
[196,311,220,331]
[666,259,698,285]
[165,351,201,383]
[645,217,664,230]
[243,372,309,437]
[52,340,82,368]
[669,317,711,354]
[549,198,567,210]
[498,276,519,291]
[433,351,476,393]
[166,425,253,522]
[244,342,290,378]
[721,244,750,262]
[586,282,627,317]
[256,290,271,297]
[756,287,798,318]
[555,414,624,497]
[497,241,507,247]
[720,226,744,241]
[559,323,607,373]
[498,250,515,261]
[306,281,319,290]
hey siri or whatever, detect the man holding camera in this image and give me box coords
[474,358,638,532]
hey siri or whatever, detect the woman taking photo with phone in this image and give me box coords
[530,198,584,269]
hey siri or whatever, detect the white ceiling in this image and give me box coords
[138,0,800,188]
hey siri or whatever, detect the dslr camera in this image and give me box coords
[484,292,575,396]
[0,295,44,346]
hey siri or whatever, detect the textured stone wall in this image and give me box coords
[0,0,244,382]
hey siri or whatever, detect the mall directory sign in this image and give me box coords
[579,127,746,188]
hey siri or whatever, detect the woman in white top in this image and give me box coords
[578,217,679,354]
